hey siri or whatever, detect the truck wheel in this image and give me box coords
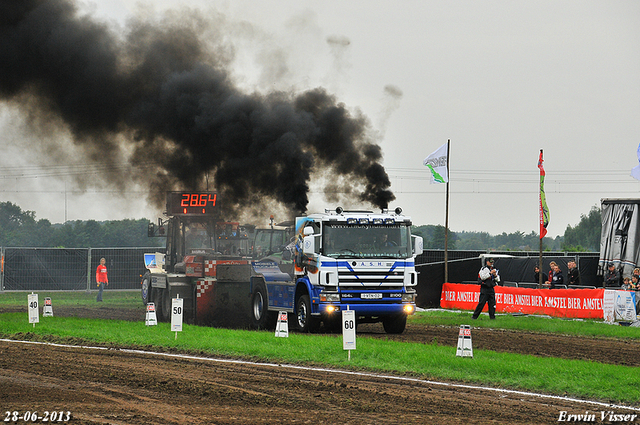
[141,273,151,306]
[251,284,275,329]
[296,294,320,333]
[153,288,171,322]
[382,314,407,334]
[323,314,342,333]
[160,288,171,321]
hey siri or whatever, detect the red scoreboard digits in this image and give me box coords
[166,192,219,216]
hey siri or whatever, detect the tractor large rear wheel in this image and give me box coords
[153,287,171,322]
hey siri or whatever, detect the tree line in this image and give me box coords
[0,201,602,251]
[0,202,162,248]
[412,205,601,252]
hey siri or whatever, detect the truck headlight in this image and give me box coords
[402,293,416,302]
[320,293,340,302]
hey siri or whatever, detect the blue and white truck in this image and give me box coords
[285,207,423,333]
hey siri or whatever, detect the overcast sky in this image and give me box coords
[1,0,639,237]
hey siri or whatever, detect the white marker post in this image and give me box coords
[145,302,158,326]
[456,325,473,358]
[171,295,183,339]
[43,297,53,317]
[275,311,289,337]
[28,293,39,328]
[342,307,356,361]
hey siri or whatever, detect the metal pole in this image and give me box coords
[538,149,544,289]
[444,139,450,284]
[0,246,4,292]
[538,239,543,289]
[87,248,92,293]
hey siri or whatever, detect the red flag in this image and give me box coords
[538,150,549,239]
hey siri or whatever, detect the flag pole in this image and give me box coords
[444,139,450,284]
[538,149,544,289]
[539,237,543,288]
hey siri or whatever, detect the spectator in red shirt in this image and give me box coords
[96,257,108,302]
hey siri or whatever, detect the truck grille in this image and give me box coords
[338,270,404,286]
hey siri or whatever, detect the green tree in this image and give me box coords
[562,206,601,252]
[0,201,161,248]
[412,225,457,250]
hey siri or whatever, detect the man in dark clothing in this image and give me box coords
[604,262,621,288]
[472,258,500,320]
[549,263,564,289]
[567,261,580,286]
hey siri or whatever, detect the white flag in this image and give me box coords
[423,143,449,184]
[631,143,640,181]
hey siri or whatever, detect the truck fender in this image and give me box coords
[294,277,320,316]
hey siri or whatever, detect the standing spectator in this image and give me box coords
[632,275,640,315]
[96,257,109,302]
[533,265,541,285]
[545,262,563,289]
[604,262,620,288]
[567,261,580,286]
[472,258,500,320]
[544,261,557,286]
[633,268,640,281]
[621,277,633,291]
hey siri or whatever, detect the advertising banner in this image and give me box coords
[603,289,637,323]
[440,283,605,319]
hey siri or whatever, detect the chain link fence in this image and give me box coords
[416,249,600,266]
[1,247,601,292]
[0,247,162,291]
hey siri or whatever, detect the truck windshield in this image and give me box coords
[253,229,289,258]
[184,220,249,256]
[322,223,411,259]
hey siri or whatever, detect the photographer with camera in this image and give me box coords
[472,258,500,320]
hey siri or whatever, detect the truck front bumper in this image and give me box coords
[319,302,415,316]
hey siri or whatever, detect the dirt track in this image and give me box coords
[1,306,639,424]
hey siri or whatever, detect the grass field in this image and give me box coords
[1,290,639,405]
[415,309,640,340]
[0,290,141,308]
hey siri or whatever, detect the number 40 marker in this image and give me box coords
[28,293,39,327]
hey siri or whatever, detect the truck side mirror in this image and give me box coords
[303,234,319,255]
[412,235,423,256]
[148,222,156,237]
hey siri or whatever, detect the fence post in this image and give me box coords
[1,246,4,292]
[86,247,92,293]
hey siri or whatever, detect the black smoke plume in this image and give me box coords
[0,0,395,218]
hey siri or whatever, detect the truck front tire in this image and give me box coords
[296,293,320,333]
[382,314,407,334]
